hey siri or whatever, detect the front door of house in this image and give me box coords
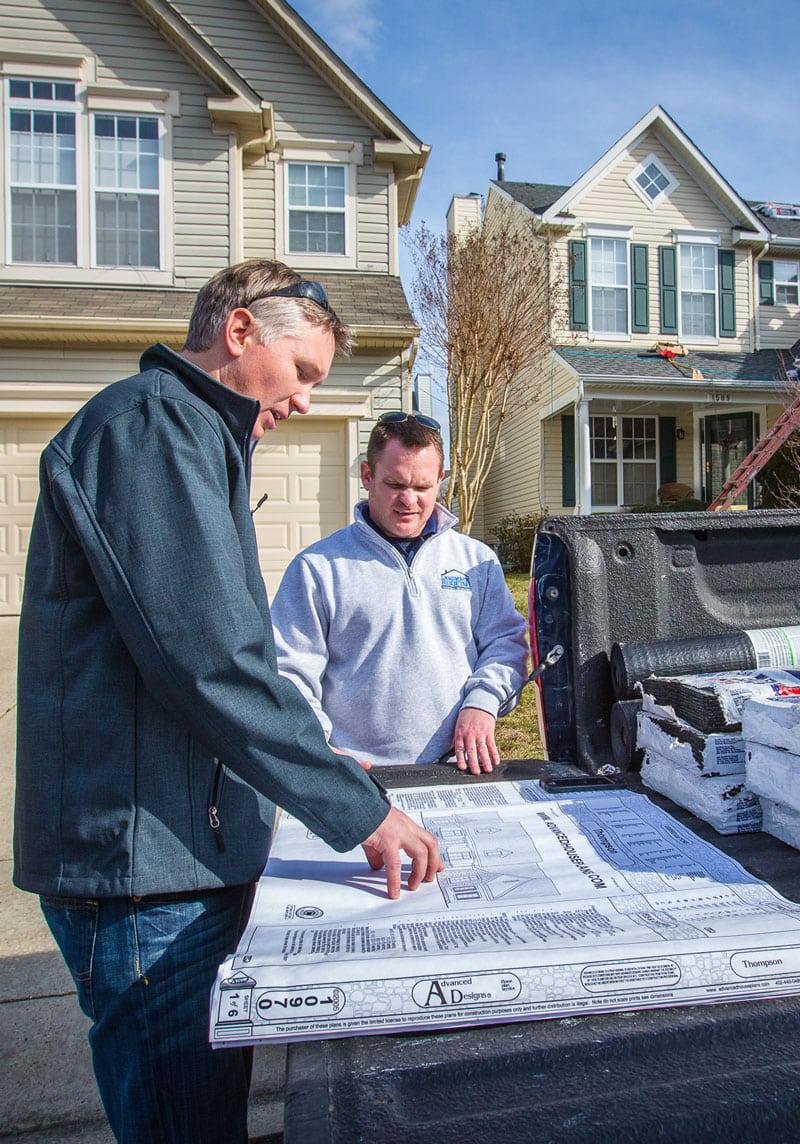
[702,412,755,507]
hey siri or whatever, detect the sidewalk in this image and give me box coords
[0,617,285,1143]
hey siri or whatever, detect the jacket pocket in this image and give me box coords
[207,758,227,853]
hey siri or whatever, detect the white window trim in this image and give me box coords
[626,153,679,211]
[272,141,361,270]
[1,60,175,284]
[584,223,633,240]
[676,240,720,345]
[587,233,631,341]
[673,229,721,246]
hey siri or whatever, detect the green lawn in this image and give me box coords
[495,572,545,761]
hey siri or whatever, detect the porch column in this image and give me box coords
[575,398,592,516]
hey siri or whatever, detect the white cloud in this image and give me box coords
[295,0,382,62]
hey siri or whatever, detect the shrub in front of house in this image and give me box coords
[491,512,542,570]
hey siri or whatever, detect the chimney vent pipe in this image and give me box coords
[495,152,506,182]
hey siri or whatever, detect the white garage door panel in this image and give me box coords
[0,416,349,614]
[251,419,347,597]
[0,418,66,615]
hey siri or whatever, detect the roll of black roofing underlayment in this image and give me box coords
[610,624,800,701]
[611,633,753,700]
[609,698,644,771]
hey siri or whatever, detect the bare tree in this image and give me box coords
[406,211,557,534]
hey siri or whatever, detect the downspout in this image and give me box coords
[401,336,417,411]
[754,242,770,352]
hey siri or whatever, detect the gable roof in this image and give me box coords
[131,0,429,221]
[496,106,770,241]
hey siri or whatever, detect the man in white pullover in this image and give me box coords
[271,412,529,773]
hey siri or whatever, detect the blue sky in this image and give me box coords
[290,0,800,427]
[292,0,800,239]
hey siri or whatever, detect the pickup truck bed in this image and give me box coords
[284,511,800,1143]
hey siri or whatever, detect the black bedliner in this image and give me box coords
[284,511,800,1143]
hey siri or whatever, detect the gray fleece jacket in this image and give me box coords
[271,502,529,766]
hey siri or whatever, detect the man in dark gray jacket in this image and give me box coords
[14,260,441,1144]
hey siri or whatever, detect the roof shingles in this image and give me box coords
[556,344,794,384]
[0,274,417,330]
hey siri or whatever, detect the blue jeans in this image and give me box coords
[41,884,255,1144]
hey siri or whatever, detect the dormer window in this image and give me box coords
[287,162,345,255]
[626,154,678,210]
[273,142,360,270]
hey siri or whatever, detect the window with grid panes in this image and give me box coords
[590,415,657,506]
[287,162,345,255]
[6,77,162,269]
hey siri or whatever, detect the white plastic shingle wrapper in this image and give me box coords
[760,797,800,850]
[641,750,762,835]
[637,701,746,776]
[742,694,800,755]
[746,741,800,814]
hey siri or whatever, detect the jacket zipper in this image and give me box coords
[208,759,227,852]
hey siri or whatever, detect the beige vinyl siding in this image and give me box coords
[172,0,368,141]
[447,194,483,238]
[551,129,751,351]
[356,167,391,273]
[478,402,540,545]
[0,348,143,387]
[758,253,800,349]
[3,0,231,285]
[759,310,800,350]
[478,354,577,541]
[346,351,404,458]
[674,433,695,491]
[171,0,391,271]
[242,162,277,261]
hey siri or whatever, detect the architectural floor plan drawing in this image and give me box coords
[211,781,800,1045]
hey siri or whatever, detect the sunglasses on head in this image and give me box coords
[377,411,441,432]
[248,280,331,312]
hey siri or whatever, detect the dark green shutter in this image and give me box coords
[659,417,677,485]
[758,260,774,305]
[631,243,649,333]
[718,249,736,337]
[568,240,587,331]
[562,414,576,507]
[659,246,678,335]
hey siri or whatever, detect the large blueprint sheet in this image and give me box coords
[210,781,800,1045]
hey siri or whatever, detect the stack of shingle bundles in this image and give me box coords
[743,695,800,849]
[637,683,761,835]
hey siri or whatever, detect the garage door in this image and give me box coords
[0,416,348,615]
[250,418,348,596]
[0,418,66,616]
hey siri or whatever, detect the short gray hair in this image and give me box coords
[183,259,352,354]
